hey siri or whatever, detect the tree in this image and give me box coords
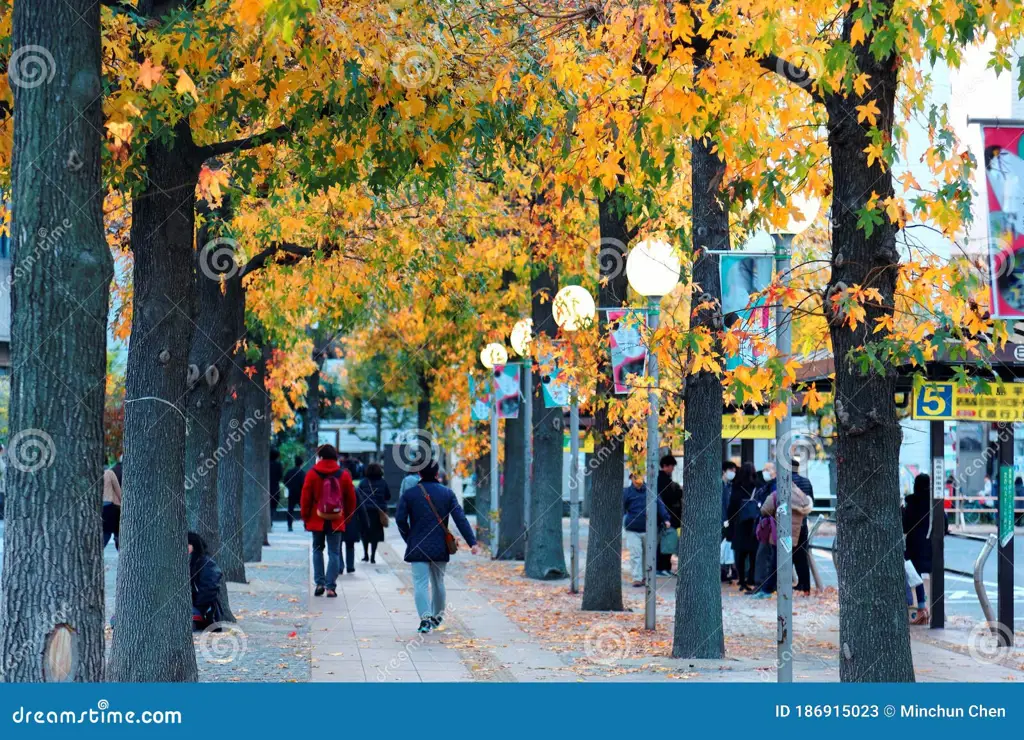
[0,0,113,682]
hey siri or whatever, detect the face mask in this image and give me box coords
[725,470,736,481]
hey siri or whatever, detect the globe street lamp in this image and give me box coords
[480,342,508,553]
[769,193,820,683]
[626,238,681,630]
[511,318,534,544]
[553,285,595,593]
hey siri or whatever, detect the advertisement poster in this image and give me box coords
[469,365,521,419]
[720,253,775,370]
[540,353,571,409]
[608,309,647,395]
[984,125,1024,318]
[468,375,491,422]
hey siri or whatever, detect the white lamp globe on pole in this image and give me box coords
[626,238,680,631]
[553,285,596,332]
[510,318,534,542]
[510,318,533,357]
[480,342,508,369]
[768,190,820,684]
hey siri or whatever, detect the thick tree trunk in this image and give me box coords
[581,194,629,609]
[416,370,432,432]
[498,403,526,559]
[217,360,249,584]
[184,211,241,622]
[826,22,913,681]
[673,98,728,658]
[0,0,112,682]
[108,122,202,682]
[473,446,491,546]
[302,362,322,456]
[242,359,269,563]
[525,263,567,579]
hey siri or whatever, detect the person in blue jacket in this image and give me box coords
[622,473,671,587]
[395,460,479,633]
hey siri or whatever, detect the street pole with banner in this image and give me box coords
[929,420,945,629]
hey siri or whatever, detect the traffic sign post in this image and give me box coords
[929,420,945,629]
[997,423,1015,647]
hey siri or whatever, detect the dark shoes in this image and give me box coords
[326,589,337,598]
[314,585,325,597]
[361,556,369,562]
[428,615,443,628]
[418,619,432,634]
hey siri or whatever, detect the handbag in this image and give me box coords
[378,509,390,528]
[420,484,458,554]
[659,527,679,555]
[719,538,735,566]
[904,559,924,588]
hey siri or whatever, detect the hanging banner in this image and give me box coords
[494,364,521,419]
[912,378,1024,421]
[608,309,647,395]
[539,353,571,409]
[983,124,1024,318]
[720,253,775,370]
[468,375,490,422]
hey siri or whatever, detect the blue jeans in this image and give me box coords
[312,530,342,590]
[411,562,447,619]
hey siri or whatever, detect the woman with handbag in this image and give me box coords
[903,473,933,624]
[357,463,391,563]
[395,461,479,634]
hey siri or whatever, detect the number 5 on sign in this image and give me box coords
[913,382,954,420]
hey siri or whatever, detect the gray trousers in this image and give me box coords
[411,561,447,619]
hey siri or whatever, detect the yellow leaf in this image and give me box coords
[175,69,199,102]
[856,100,880,126]
[850,20,867,47]
[853,73,870,96]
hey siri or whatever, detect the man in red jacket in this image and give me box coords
[300,444,357,597]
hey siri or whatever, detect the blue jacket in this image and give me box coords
[396,480,477,562]
[622,484,671,533]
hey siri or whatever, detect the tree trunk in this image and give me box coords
[242,358,269,563]
[498,398,526,559]
[473,447,491,547]
[184,210,240,622]
[672,87,728,657]
[0,0,112,682]
[217,360,248,584]
[525,262,567,579]
[416,369,432,432]
[302,359,322,456]
[581,194,629,609]
[825,24,913,681]
[108,121,202,682]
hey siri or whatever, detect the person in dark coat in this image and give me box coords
[268,449,284,530]
[357,463,391,563]
[656,454,682,574]
[188,532,224,631]
[903,473,933,623]
[395,461,478,633]
[622,474,672,586]
[284,455,305,532]
[727,462,760,591]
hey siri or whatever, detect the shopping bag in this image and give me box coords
[904,559,924,588]
[720,538,735,566]
[660,527,679,555]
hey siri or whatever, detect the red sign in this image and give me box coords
[984,125,1024,318]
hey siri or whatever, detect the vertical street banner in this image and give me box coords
[999,464,1015,548]
[470,365,522,419]
[983,124,1024,318]
[539,353,571,409]
[720,253,775,370]
[608,309,647,395]
[468,375,490,422]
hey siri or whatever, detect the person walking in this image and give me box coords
[284,455,305,532]
[300,444,357,597]
[399,469,421,498]
[759,460,814,594]
[622,473,672,587]
[102,466,122,550]
[395,461,478,633]
[656,454,682,575]
[903,473,933,624]
[269,449,284,531]
[357,463,391,563]
[721,461,737,582]
[727,462,761,592]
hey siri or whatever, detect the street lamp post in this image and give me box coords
[769,194,819,682]
[626,239,681,630]
[553,285,596,594]
[481,342,509,556]
[511,319,534,545]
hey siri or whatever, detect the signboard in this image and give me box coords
[469,365,522,420]
[999,464,1015,548]
[722,414,776,440]
[562,430,595,454]
[720,253,775,370]
[983,124,1024,318]
[607,309,647,395]
[539,353,571,409]
[912,379,1024,421]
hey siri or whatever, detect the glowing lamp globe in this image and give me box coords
[773,193,821,236]
[626,239,680,297]
[480,343,508,369]
[510,318,533,357]
[552,286,596,332]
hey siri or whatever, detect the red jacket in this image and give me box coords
[300,460,357,532]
